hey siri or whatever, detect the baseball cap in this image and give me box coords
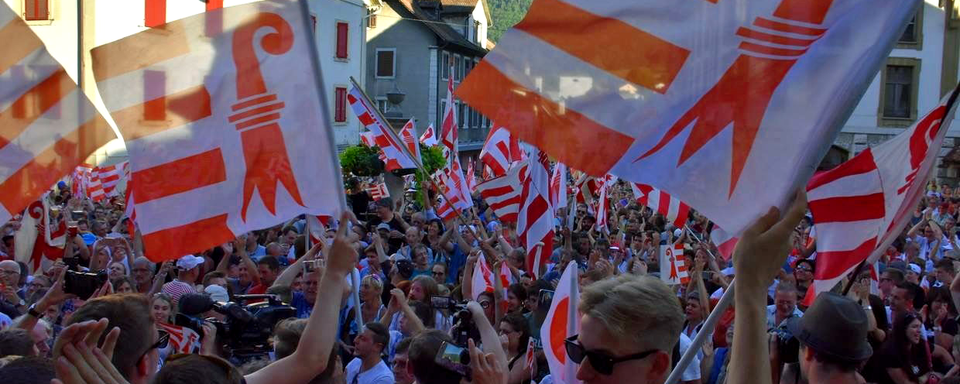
[376,223,391,231]
[908,263,922,275]
[204,284,229,302]
[176,255,204,270]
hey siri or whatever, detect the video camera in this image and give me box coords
[431,297,481,349]
[178,293,296,363]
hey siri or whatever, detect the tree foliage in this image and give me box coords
[339,145,384,177]
[487,0,533,42]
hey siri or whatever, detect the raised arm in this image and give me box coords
[234,238,261,285]
[247,212,357,384]
[272,242,321,289]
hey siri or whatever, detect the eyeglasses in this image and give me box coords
[139,331,169,363]
[167,353,246,384]
[0,269,20,276]
[564,335,658,375]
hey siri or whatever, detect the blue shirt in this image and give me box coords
[291,291,313,318]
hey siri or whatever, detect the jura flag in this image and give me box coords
[348,86,417,171]
[456,0,920,237]
[420,124,438,147]
[0,2,115,224]
[661,244,689,285]
[631,183,690,229]
[399,118,422,163]
[15,197,67,273]
[541,262,581,384]
[471,253,496,301]
[92,0,344,261]
[805,85,960,305]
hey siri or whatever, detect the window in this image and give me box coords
[457,102,465,127]
[335,21,349,59]
[376,49,396,78]
[896,10,922,50]
[11,65,60,119]
[454,55,461,81]
[334,87,347,123]
[878,58,920,127]
[465,60,472,78]
[24,0,50,20]
[441,52,450,80]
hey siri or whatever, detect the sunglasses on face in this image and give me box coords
[564,335,658,375]
[139,331,170,363]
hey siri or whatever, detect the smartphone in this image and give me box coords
[434,341,471,379]
[538,289,555,308]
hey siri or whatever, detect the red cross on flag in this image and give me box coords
[661,244,689,286]
[455,0,920,237]
[91,0,345,261]
[804,85,960,306]
[0,2,115,224]
[540,262,580,384]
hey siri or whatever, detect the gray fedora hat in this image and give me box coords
[786,292,872,363]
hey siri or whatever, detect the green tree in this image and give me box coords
[487,0,533,42]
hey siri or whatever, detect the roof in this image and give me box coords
[439,0,492,25]
[393,0,488,56]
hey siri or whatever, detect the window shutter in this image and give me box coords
[336,22,349,59]
[335,87,347,123]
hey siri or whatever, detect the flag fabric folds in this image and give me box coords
[0,3,115,224]
[440,64,458,162]
[399,118,422,164]
[710,226,738,261]
[15,198,66,273]
[480,124,522,178]
[595,175,616,233]
[91,0,343,261]
[455,0,920,236]
[540,262,581,384]
[631,183,690,228]
[466,158,477,193]
[518,148,554,277]
[367,180,390,201]
[420,123,438,147]
[348,86,417,171]
[550,162,568,212]
[476,162,526,223]
[805,85,960,305]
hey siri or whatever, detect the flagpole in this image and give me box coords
[665,279,736,384]
[348,77,479,236]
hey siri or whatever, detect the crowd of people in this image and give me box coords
[2,177,960,384]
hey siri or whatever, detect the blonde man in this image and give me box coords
[572,274,684,384]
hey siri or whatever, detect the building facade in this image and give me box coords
[365,0,491,159]
[4,0,372,162]
[835,0,960,184]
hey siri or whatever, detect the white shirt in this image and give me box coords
[345,357,394,384]
[677,333,701,381]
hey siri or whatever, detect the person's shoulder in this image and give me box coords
[345,357,362,371]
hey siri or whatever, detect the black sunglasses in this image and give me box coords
[139,331,169,363]
[564,335,658,375]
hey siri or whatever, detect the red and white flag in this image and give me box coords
[305,214,330,249]
[573,173,599,205]
[97,161,128,197]
[440,63,458,162]
[518,148,554,278]
[710,226,739,261]
[540,262,581,384]
[631,183,690,228]
[466,158,477,193]
[15,198,67,273]
[498,261,516,296]
[157,323,201,355]
[359,131,377,148]
[348,86,417,171]
[0,3,114,222]
[420,123,438,147]
[595,175,616,233]
[804,85,960,305]
[471,252,496,300]
[399,118,422,163]
[456,0,920,237]
[476,162,526,223]
[367,180,390,201]
[71,165,94,198]
[92,0,344,261]
[480,124,522,178]
[524,337,536,371]
[660,244,689,285]
[550,162,568,212]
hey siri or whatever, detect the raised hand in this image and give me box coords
[325,211,359,277]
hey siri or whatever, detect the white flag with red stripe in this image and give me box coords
[440,64,458,163]
[157,323,201,354]
[540,262,581,384]
[456,0,919,237]
[348,86,417,171]
[92,0,344,261]
[420,123,439,147]
[804,85,960,305]
[595,175,616,233]
[476,162,526,223]
[399,118,422,163]
[466,158,477,193]
[0,3,115,222]
[471,252,496,301]
[97,161,128,197]
[550,162,568,212]
[71,165,94,198]
[367,180,390,201]
[15,197,67,273]
[710,226,739,261]
[360,131,377,148]
[305,214,329,249]
[518,148,554,278]
[631,183,690,228]
[660,244,689,285]
[573,173,598,205]
[480,124,522,178]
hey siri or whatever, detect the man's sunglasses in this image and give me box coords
[138,331,169,363]
[564,335,658,375]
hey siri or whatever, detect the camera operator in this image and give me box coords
[407,301,508,384]
[51,212,359,384]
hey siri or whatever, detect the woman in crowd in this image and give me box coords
[152,293,175,325]
[925,287,960,351]
[107,261,127,280]
[875,312,937,384]
[110,276,137,294]
[359,274,386,327]
[499,312,532,384]
[506,283,527,315]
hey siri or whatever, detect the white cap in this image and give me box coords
[908,263,922,275]
[204,285,229,302]
[176,254,204,270]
